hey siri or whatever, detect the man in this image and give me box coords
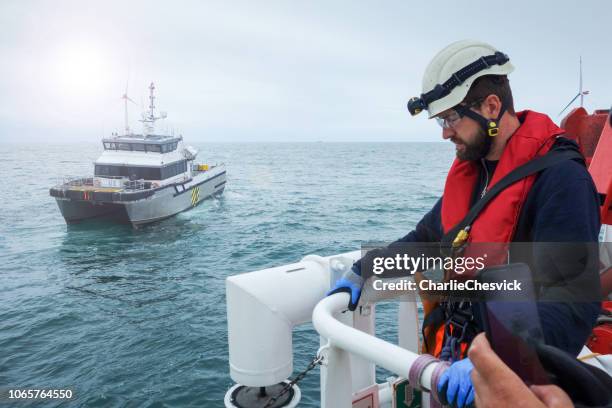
[328,40,602,407]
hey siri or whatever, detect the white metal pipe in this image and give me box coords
[313,293,439,391]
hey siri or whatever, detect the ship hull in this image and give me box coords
[127,168,226,226]
[55,199,130,224]
[52,167,226,227]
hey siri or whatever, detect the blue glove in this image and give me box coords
[437,358,475,408]
[326,266,364,311]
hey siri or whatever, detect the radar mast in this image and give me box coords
[140,82,167,135]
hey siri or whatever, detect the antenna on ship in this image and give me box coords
[559,56,590,116]
[148,82,156,120]
[139,82,167,135]
[121,77,137,135]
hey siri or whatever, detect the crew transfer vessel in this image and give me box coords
[50,83,226,227]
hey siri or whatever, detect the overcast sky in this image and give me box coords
[1,0,611,143]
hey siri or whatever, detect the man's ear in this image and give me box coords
[482,94,502,118]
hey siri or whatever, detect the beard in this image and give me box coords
[454,128,492,161]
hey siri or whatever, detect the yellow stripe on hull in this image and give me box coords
[69,187,122,192]
[191,187,200,206]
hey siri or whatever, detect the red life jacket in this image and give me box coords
[441,110,565,241]
[422,110,565,357]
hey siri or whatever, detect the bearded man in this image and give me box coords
[327,40,602,408]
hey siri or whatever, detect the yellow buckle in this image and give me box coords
[487,121,499,137]
[452,228,470,248]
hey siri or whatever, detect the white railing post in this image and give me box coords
[322,345,353,408]
[351,305,376,391]
[398,291,421,353]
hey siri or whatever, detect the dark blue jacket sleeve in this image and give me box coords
[524,160,602,355]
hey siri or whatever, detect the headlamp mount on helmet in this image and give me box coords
[407,51,510,116]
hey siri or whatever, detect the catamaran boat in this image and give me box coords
[223,107,612,407]
[50,83,226,227]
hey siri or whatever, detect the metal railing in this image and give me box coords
[225,249,442,408]
[313,293,441,407]
[56,176,149,191]
[123,179,147,190]
[56,176,94,188]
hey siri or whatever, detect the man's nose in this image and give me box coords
[442,127,455,140]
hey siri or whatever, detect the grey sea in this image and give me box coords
[0,142,454,407]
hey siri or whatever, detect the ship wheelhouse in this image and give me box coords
[94,134,192,187]
[94,161,188,181]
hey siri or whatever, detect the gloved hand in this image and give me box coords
[437,358,475,408]
[326,265,364,311]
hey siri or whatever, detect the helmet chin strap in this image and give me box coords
[457,101,507,138]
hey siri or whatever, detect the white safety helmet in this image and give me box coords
[407,40,514,118]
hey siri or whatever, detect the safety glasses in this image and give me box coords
[434,99,484,129]
[435,110,463,129]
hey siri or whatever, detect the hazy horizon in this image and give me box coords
[2,0,611,143]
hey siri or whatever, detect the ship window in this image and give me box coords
[103,142,117,150]
[160,160,187,179]
[165,143,177,153]
[117,143,131,151]
[139,167,160,180]
[146,144,161,152]
[95,165,162,180]
[123,167,162,180]
[132,143,145,151]
[95,165,120,177]
[159,142,179,153]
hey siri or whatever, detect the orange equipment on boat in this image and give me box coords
[563,107,612,354]
[561,107,612,225]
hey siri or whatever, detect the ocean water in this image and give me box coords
[0,142,454,407]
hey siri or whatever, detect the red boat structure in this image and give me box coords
[562,107,612,355]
